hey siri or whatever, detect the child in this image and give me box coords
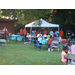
[47,33,50,39]
[33,38,37,48]
[61,46,68,65]
[48,36,53,52]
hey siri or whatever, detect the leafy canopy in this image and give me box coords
[0,9,51,25]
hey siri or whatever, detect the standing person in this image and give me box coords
[35,29,38,42]
[32,29,36,42]
[43,28,48,39]
[48,36,53,52]
[23,27,28,41]
[37,30,42,45]
[35,29,38,36]
[49,29,54,38]
[3,27,9,43]
[47,33,50,39]
[59,29,64,39]
[20,28,24,36]
[71,32,74,43]
[33,38,37,48]
[54,30,59,36]
[20,28,24,42]
[66,29,71,40]
[61,46,68,65]
[32,29,36,36]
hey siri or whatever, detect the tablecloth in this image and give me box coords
[39,39,48,45]
[11,35,22,41]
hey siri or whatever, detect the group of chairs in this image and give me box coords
[34,40,62,51]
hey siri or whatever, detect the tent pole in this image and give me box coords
[30,27,32,42]
[48,27,49,34]
[58,27,59,32]
[24,27,26,42]
[24,27,25,42]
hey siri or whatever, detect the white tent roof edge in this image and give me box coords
[25,18,59,28]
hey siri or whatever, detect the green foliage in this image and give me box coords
[51,9,75,26]
[0,9,51,25]
[33,19,42,26]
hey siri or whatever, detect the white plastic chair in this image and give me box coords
[51,40,59,52]
[0,39,7,49]
[67,53,75,65]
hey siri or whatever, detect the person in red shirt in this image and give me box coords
[3,27,9,43]
[35,29,38,36]
[20,28,23,36]
[43,28,48,35]
[43,28,48,39]
[23,27,28,41]
[60,29,64,39]
[48,36,53,52]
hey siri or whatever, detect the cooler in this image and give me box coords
[62,39,67,43]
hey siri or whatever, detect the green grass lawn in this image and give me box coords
[0,37,64,65]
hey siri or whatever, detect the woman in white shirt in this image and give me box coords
[37,31,42,45]
[49,29,54,38]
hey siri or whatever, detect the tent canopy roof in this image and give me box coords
[25,18,59,28]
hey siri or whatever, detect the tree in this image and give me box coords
[51,9,75,26]
[0,9,51,25]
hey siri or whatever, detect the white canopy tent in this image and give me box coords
[25,18,59,28]
[25,18,59,36]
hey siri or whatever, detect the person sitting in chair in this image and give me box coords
[37,30,42,45]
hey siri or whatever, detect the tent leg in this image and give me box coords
[24,27,26,42]
[58,27,60,31]
[24,27,25,42]
[30,27,32,42]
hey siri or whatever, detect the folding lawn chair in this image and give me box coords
[0,39,7,49]
[34,40,43,50]
[67,53,75,65]
[51,40,59,52]
[0,30,7,49]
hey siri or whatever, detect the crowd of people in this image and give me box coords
[20,28,74,41]
[28,28,75,65]
[31,28,62,51]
